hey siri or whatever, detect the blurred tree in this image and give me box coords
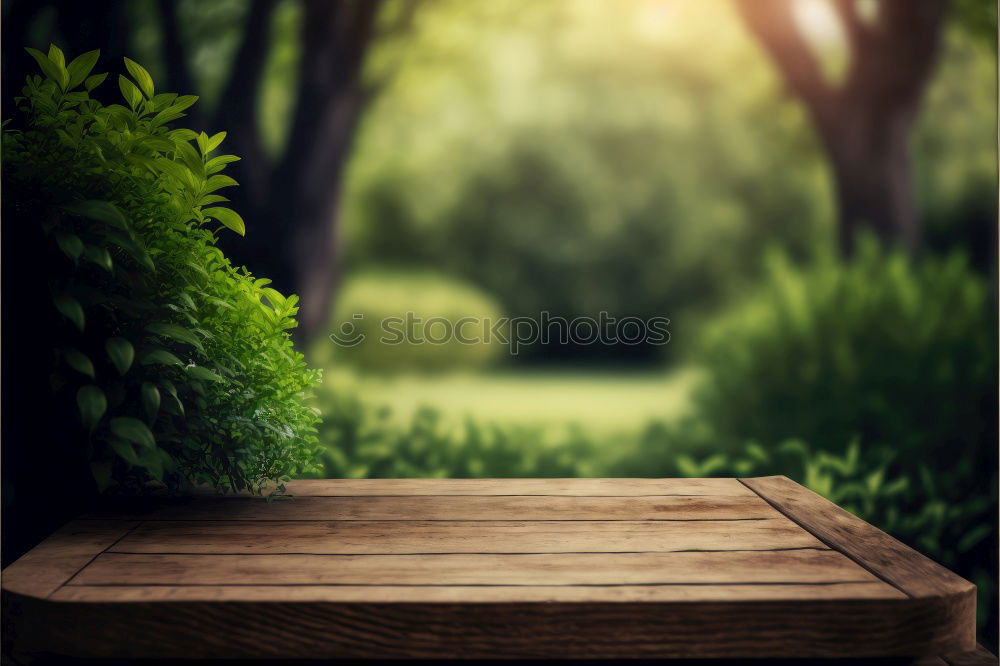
[156,0,420,339]
[736,0,947,254]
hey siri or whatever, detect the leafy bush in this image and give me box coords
[669,239,997,635]
[323,271,507,373]
[696,238,996,471]
[311,380,593,479]
[2,46,321,493]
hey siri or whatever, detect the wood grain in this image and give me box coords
[2,595,973,659]
[110,517,826,554]
[83,494,781,521]
[0,520,137,598]
[740,476,976,599]
[72,550,879,586]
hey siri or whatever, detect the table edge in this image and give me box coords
[740,475,977,652]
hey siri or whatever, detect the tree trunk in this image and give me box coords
[202,0,385,340]
[284,94,363,337]
[246,74,367,339]
[821,108,921,254]
[736,0,947,255]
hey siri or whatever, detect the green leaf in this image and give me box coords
[53,293,85,331]
[64,348,95,378]
[170,127,199,143]
[106,232,155,271]
[206,131,226,153]
[25,47,67,90]
[137,447,164,480]
[110,438,139,465]
[105,337,135,375]
[197,194,229,206]
[123,57,154,99]
[149,110,185,128]
[118,74,142,109]
[62,200,127,228]
[142,349,184,366]
[141,382,161,422]
[84,72,108,92]
[110,416,156,449]
[203,207,245,236]
[67,50,100,89]
[262,288,286,309]
[160,380,185,416]
[186,365,224,382]
[203,174,238,194]
[151,92,178,110]
[176,141,204,178]
[205,154,240,174]
[55,232,84,260]
[84,245,113,272]
[77,385,107,433]
[47,44,66,69]
[154,158,192,185]
[146,322,204,351]
[90,462,113,492]
[196,131,209,155]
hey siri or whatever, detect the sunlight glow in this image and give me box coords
[792,0,846,47]
[635,0,676,42]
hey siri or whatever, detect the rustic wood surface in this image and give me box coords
[1,476,988,662]
[82,493,782,521]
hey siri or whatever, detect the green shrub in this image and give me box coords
[665,239,997,634]
[2,46,321,493]
[696,237,996,471]
[311,379,593,479]
[323,271,507,373]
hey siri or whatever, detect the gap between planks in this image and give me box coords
[51,580,906,603]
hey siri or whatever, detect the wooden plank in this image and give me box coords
[741,475,978,653]
[51,581,905,602]
[111,518,826,554]
[83,494,781,521]
[4,595,967,659]
[71,550,880,586]
[741,476,977,599]
[0,520,137,598]
[272,478,755,496]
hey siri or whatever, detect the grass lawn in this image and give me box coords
[323,365,703,436]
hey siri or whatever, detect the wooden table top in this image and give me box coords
[1,476,988,662]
